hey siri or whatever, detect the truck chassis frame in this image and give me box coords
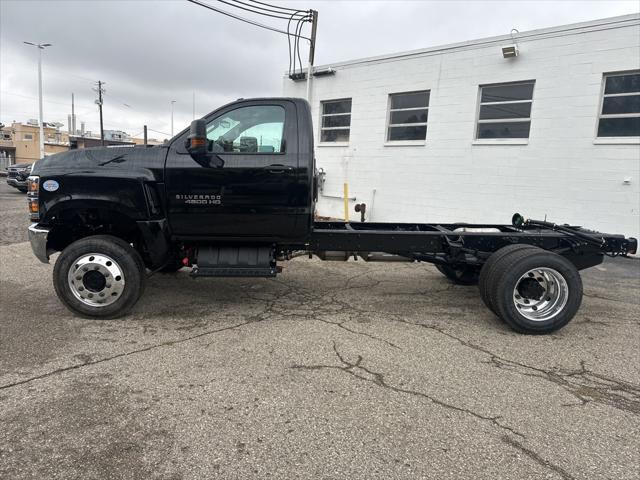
[308,215,634,271]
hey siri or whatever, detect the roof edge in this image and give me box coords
[287,13,640,75]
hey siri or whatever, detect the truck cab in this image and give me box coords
[165,98,315,241]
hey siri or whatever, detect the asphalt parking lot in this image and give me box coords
[0,181,638,480]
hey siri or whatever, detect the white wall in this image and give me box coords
[283,15,640,241]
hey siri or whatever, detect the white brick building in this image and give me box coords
[283,14,640,240]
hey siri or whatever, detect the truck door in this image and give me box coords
[165,100,301,238]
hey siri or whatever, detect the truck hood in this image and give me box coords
[7,163,31,170]
[32,145,167,182]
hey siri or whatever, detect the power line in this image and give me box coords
[186,0,311,40]
[234,0,306,17]
[1,91,96,116]
[287,11,311,76]
[293,14,309,73]
[187,0,313,80]
[249,0,302,14]
[103,91,133,109]
[293,16,303,73]
[287,13,296,75]
[215,0,306,20]
[2,90,74,107]
[147,128,171,137]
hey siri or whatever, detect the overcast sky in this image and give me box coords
[1,0,638,139]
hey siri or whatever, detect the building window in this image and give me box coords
[476,81,534,139]
[320,99,351,142]
[597,71,640,137]
[23,133,33,140]
[387,91,429,141]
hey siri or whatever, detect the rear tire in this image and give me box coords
[479,244,537,314]
[436,264,480,285]
[489,249,582,334]
[53,235,146,318]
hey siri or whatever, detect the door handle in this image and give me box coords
[265,164,294,174]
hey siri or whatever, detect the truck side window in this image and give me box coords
[206,105,285,153]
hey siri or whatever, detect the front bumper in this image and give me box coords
[28,224,50,263]
[7,177,27,189]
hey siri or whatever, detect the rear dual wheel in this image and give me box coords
[479,244,536,313]
[53,235,146,318]
[479,245,583,334]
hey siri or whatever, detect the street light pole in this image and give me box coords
[24,41,52,160]
[171,100,176,137]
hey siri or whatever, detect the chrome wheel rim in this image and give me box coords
[513,267,569,321]
[68,253,125,307]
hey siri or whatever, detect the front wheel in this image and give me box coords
[489,248,582,334]
[53,235,146,318]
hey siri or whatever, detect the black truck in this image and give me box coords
[6,163,32,192]
[27,97,637,334]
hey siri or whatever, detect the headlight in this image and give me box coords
[27,176,40,221]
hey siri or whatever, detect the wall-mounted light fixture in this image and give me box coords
[313,67,335,77]
[502,28,520,59]
[502,45,518,58]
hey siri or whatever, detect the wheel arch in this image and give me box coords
[44,200,170,269]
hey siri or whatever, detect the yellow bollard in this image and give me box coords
[343,182,349,222]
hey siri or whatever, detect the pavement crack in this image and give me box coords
[256,278,640,416]
[583,291,638,305]
[0,320,253,391]
[272,275,401,350]
[315,318,400,349]
[292,341,525,438]
[384,316,640,416]
[502,436,576,480]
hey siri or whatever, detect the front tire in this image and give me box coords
[53,235,146,318]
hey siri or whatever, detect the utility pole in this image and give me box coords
[94,81,105,145]
[306,10,318,102]
[171,100,176,137]
[143,125,147,146]
[71,92,76,135]
[23,41,52,160]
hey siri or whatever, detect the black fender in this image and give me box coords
[37,176,171,268]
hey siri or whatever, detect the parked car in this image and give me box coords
[6,163,32,192]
